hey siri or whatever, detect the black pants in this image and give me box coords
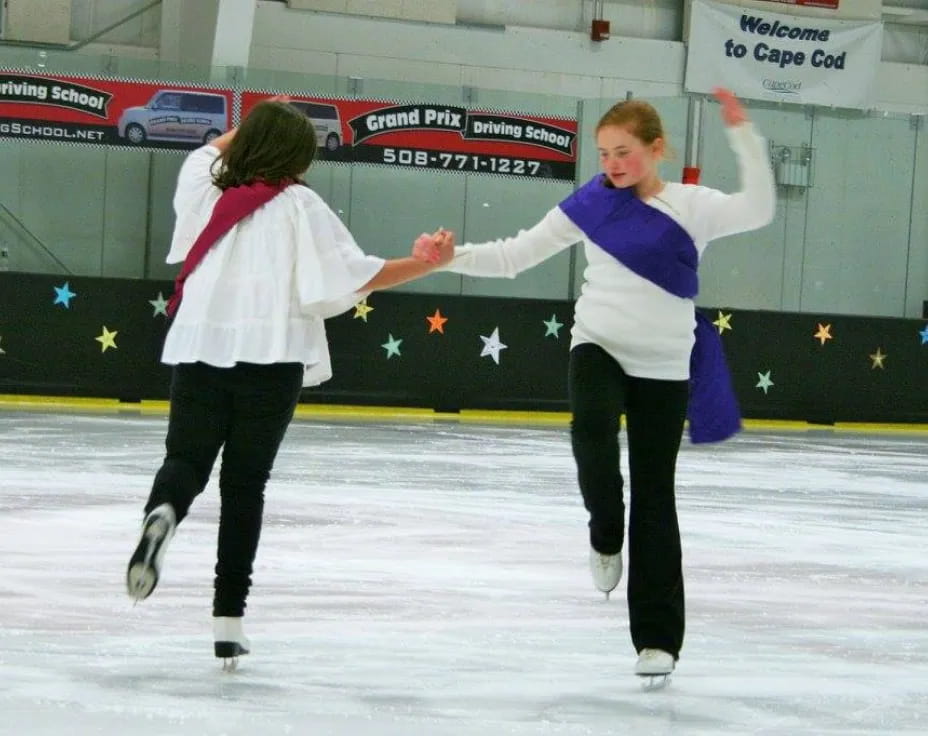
[568,343,689,659]
[145,361,303,617]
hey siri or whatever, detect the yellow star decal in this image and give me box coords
[353,298,374,322]
[813,323,833,345]
[95,326,118,353]
[869,347,886,370]
[713,311,732,334]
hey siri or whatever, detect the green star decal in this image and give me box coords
[149,292,169,317]
[543,314,564,338]
[381,333,402,359]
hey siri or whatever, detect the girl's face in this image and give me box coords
[596,124,663,189]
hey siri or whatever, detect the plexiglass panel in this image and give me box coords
[904,121,928,319]
[145,153,185,280]
[346,166,465,294]
[801,112,915,317]
[101,149,150,278]
[460,176,574,300]
[18,145,107,275]
[697,102,810,312]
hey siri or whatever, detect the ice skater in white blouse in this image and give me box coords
[125,97,454,670]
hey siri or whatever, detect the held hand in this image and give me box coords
[412,228,453,265]
[268,93,292,104]
[433,229,455,267]
[412,231,440,264]
[712,87,748,127]
[363,228,457,292]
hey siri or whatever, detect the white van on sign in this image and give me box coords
[118,90,228,145]
[289,100,343,151]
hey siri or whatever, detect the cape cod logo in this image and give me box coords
[763,79,802,94]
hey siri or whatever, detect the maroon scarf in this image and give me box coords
[167,180,293,317]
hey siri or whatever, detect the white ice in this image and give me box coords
[1,410,926,735]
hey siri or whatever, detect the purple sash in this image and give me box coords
[560,175,740,443]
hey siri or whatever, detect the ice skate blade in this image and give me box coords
[215,640,249,672]
[125,514,172,602]
[126,565,156,601]
[638,673,671,691]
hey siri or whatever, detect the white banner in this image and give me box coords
[685,0,883,109]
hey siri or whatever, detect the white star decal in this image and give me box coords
[479,327,507,365]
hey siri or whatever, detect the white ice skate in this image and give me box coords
[589,547,622,600]
[126,503,176,602]
[635,648,674,690]
[214,616,250,672]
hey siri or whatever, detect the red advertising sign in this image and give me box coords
[0,71,233,150]
[0,71,578,180]
[757,1,839,8]
[241,91,577,181]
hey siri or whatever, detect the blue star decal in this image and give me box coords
[53,282,76,308]
[919,325,928,345]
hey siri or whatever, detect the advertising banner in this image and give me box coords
[0,71,234,150]
[0,72,578,180]
[685,0,882,108]
[241,91,578,180]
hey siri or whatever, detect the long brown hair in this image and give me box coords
[212,101,317,190]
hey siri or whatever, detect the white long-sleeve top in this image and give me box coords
[443,122,776,380]
[161,145,385,386]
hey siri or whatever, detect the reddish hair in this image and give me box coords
[596,99,666,145]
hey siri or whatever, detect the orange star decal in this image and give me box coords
[426,309,448,334]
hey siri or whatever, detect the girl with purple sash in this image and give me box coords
[416,89,775,680]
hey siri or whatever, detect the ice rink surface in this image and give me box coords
[1,408,926,735]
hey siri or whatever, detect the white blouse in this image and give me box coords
[442,122,776,380]
[161,145,385,386]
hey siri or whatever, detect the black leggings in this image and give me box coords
[145,361,303,617]
[568,343,689,658]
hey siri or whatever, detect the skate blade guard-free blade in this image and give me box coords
[126,508,175,601]
[638,673,672,691]
[216,640,249,672]
[126,563,157,600]
[634,648,674,690]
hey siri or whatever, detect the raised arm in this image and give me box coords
[207,127,236,153]
[167,144,225,263]
[171,144,221,218]
[689,89,776,244]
